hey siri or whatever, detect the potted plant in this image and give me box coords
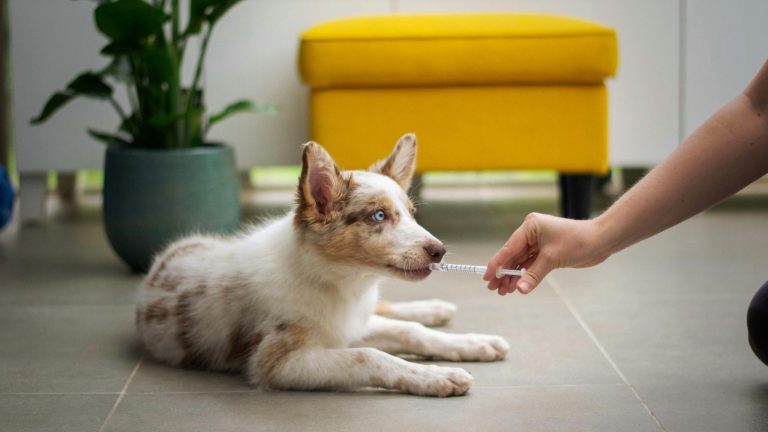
[31,0,255,272]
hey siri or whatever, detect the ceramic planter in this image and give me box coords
[103,143,240,272]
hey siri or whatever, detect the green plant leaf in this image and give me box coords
[207,99,255,126]
[148,112,177,128]
[185,0,216,35]
[140,45,174,83]
[30,71,114,124]
[208,0,243,24]
[87,129,132,146]
[94,0,168,42]
[185,0,243,35]
[148,106,202,128]
[30,92,75,124]
[100,41,141,56]
[67,72,112,98]
[119,113,140,136]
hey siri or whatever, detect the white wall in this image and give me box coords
[683,0,768,138]
[10,1,116,173]
[206,0,391,168]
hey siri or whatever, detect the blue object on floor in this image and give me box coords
[0,165,14,229]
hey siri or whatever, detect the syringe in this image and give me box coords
[429,262,525,279]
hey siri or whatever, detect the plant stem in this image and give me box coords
[184,25,212,146]
[169,0,181,147]
[128,52,153,147]
[171,0,179,48]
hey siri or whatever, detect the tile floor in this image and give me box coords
[1,185,767,432]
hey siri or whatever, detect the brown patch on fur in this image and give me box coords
[259,322,309,383]
[394,376,408,390]
[147,242,207,291]
[375,300,392,316]
[370,375,386,387]
[343,195,399,226]
[156,274,182,293]
[294,143,356,231]
[305,192,403,265]
[368,134,417,190]
[174,285,212,369]
[227,326,263,365]
[353,351,367,365]
[144,299,171,323]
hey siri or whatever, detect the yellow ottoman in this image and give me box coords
[299,14,618,218]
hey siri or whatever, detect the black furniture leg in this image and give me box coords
[559,174,593,220]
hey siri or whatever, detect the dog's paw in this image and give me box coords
[399,365,473,397]
[431,333,510,362]
[385,299,458,326]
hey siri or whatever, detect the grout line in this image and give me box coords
[98,357,143,432]
[547,276,668,432]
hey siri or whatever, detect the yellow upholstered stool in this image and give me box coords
[299,14,618,218]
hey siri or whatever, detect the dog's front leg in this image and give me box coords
[376,299,457,326]
[356,315,510,362]
[250,347,472,397]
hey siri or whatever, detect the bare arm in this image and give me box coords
[485,60,768,295]
[597,61,768,254]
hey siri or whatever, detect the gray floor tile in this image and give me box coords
[426,294,622,387]
[127,359,251,394]
[555,293,766,386]
[0,305,141,393]
[105,385,659,432]
[0,208,140,306]
[635,378,768,432]
[0,394,116,432]
[546,210,768,387]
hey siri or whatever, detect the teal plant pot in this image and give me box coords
[103,143,240,272]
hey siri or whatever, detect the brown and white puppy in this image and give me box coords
[136,134,510,397]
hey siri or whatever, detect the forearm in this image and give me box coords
[595,63,768,255]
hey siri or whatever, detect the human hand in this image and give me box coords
[483,213,610,295]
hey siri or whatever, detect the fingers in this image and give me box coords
[516,262,549,294]
[499,275,519,296]
[489,253,551,296]
[483,226,529,282]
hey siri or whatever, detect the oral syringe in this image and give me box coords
[429,262,525,279]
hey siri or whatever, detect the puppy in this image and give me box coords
[136,134,509,397]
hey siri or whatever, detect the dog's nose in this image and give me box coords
[423,242,447,263]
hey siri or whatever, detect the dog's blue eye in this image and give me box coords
[372,210,386,222]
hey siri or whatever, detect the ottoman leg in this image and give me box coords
[558,174,593,220]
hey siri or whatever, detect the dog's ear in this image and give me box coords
[369,133,417,191]
[298,141,345,217]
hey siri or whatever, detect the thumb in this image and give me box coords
[517,257,552,294]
